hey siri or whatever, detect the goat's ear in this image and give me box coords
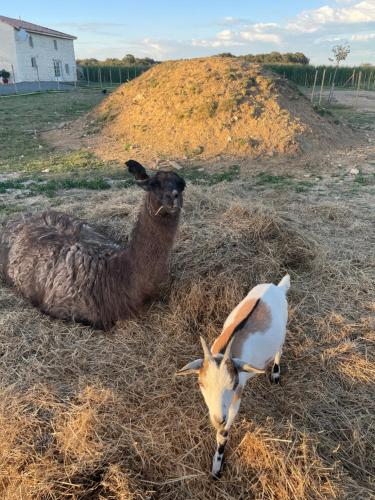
[232,358,265,374]
[126,160,150,182]
[175,359,203,377]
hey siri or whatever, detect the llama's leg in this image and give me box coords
[212,429,228,479]
[270,350,282,384]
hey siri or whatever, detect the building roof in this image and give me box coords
[0,15,76,40]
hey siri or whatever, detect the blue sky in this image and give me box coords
[2,1,375,64]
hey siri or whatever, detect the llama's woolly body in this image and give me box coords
[0,163,185,329]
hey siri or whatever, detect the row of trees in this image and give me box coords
[76,54,159,67]
[217,52,310,64]
[77,52,310,67]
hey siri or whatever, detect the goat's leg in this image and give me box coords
[211,393,242,479]
[212,429,228,479]
[270,350,282,384]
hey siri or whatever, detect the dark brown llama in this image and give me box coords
[0,160,186,330]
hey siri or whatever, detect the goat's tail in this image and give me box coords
[278,274,290,293]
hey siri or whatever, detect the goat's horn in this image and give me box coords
[200,336,213,361]
[223,337,235,362]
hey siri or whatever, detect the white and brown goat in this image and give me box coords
[176,275,290,478]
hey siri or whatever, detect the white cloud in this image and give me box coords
[239,31,281,43]
[351,31,375,38]
[74,1,375,64]
[217,29,233,40]
[287,1,375,33]
[191,38,245,48]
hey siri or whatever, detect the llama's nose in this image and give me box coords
[172,190,181,209]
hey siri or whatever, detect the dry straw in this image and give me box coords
[0,182,373,499]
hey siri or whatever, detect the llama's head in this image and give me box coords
[126,160,185,215]
[176,337,264,430]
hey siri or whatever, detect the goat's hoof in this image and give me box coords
[269,373,281,384]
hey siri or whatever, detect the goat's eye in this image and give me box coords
[197,381,204,388]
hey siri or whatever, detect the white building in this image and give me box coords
[0,15,77,83]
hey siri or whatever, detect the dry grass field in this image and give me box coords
[0,81,374,499]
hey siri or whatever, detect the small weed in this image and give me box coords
[0,204,24,215]
[313,105,333,117]
[180,165,240,185]
[255,172,313,193]
[119,178,135,189]
[0,176,111,197]
[255,172,292,187]
[354,173,375,186]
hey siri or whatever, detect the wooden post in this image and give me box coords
[118,67,122,84]
[369,71,374,90]
[109,67,112,86]
[319,68,326,106]
[311,69,318,102]
[355,71,362,108]
[11,64,18,94]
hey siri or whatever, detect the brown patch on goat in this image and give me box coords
[232,300,272,356]
[211,297,259,355]
[198,359,210,382]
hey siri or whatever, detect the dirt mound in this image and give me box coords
[92,57,346,162]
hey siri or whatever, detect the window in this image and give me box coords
[53,60,61,77]
[31,57,37,68]
[53,39,58,50]
[29,35,33,48]
[65,63,70,75]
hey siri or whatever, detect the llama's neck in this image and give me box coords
[125,195,179,296]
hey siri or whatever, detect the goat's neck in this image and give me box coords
[126,194,179,290]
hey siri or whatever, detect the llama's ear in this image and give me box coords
[175,359,203,376]
[126,160,150,181]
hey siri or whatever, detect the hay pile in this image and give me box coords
[0,183,374,498]
[92,57,345,162]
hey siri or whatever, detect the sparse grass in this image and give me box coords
[0,90,105,172]
[255,172,314,192]
[354,172,375,185]
[0,176,112,197]
[328,104,375,130]
[180,164,240,185]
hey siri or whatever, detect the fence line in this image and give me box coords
[267,64,375,90]
[77,65,150,85]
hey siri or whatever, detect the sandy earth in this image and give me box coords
[305,89,375,112]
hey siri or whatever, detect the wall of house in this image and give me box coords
[0,22,18,81]
[15,32,76,82]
